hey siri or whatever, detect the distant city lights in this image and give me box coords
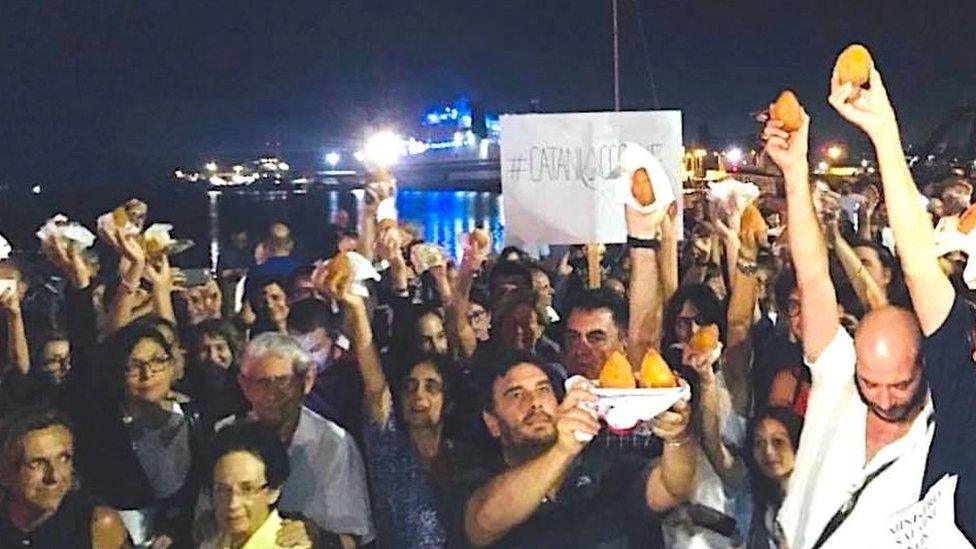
[205,161,218,172]
[31,185,42,195]
[325,151,341,167]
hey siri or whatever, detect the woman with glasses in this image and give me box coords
[71,322,213,547]
[199,422,313,549]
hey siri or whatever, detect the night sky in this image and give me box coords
[3,0,976,185]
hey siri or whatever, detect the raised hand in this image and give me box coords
[41,235,91,289]
[762,108,810,177]
[624,204,668,240]
[828,66,898,142]
[0,286,21,317]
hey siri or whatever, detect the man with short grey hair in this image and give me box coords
[223,332,374,547]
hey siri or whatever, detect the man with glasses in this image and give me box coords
[221,332,373,548]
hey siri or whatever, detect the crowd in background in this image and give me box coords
[0,54,975,549]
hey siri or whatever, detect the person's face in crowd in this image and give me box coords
[239,355,312,427]
[854,339,925,423]
[231,231,248,250]
[196,333,234,370]
[691,235,711,264]
[853,246,891,289]
[288,274,315,304]
[186,280,222,324]
[125,338,175,404]
[212,450,279,542]
[337,235,359,253]
[259,283,289,327]
[499,304,542,352]
[296,327,335,372]
[752,417,796,486]
[530,270,554,310]
[483,363,558,449]
[40,339,71,384]
[785,289,802,340]
[675,300,704,344]
[927,198,945,220]
[400,361,445,429]
[491,275,530,303]
[564,308,625,378]
[5,425,73,516]
[333,209,350,229]
[155,323,186,380]
[603,278,626,298]
[941,184,972,216]
[466,303,491,342]
[417,312,449,356]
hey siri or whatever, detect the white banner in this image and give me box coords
[500,111,683,245]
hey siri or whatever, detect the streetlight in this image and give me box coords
[205,161,218,172]
[826,145,844,162]
[724,147,743,164]
[363,131,404,167]
[325,151,341,167]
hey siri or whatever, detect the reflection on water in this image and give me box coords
[212,188,504,266]
[396,190,504,260]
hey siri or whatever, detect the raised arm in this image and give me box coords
[313,259,391,425]
[764,110,839,360]
[828,219,888,311]
[107,230,147,333]
[0,286,28,375]
[625,206,667,366]
[445,231,490,359]
[464,388,600,547]
[829,65,954,335]
[682,345,745,488]
[718,208,763,417]
[144,255,177,326]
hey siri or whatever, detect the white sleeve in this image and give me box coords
[318,431,376,542]
[805,327,856,385]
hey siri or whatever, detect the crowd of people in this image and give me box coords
[0,52,975,549]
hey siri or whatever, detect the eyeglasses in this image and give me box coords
[467,309,489,322]
[213,481,268,500]
[125,355,171,377]
[239,373,299,392]
[43,356,70,369]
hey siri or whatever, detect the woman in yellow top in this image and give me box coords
[200,422,311,549]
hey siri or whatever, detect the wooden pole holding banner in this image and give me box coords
[586,244,601,288]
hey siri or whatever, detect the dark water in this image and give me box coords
[212,188,503,266]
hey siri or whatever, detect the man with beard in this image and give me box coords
[461,351,696,548]
[764,107,934,548]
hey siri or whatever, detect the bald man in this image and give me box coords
[250,222,301,279]
[764,110,935,549]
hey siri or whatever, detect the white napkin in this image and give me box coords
[345,251,381,298]
[613,142,675,213]
[933,214,976,289]
[36,214,97,250]
[0,233,11,261]
[708,178,760,214]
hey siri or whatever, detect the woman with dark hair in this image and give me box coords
[72,322,213,547]
[746,407,803,549]
[198,422,314,549]
[244,277,291,335]
[361,351,470,548]
[661,283,727,369]
[178,319,248,423]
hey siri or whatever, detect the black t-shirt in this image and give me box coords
[0,490,96,548]
[920,296,976,543]
[457,447,664,548]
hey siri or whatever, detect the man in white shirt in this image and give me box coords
[762,107,932,549]
[231,332,374,547]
